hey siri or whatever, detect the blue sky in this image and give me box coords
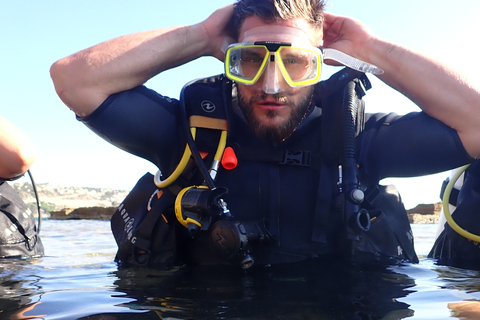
[2,0,479,209]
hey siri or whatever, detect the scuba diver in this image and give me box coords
[0,116,44,258]
[50,0,479,268]
[429,160,480,270]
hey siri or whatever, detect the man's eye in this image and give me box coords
[242,56,263,64]
[284,58,299,64]
[283,55,308,65]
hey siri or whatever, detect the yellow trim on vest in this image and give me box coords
[189,115,228,131]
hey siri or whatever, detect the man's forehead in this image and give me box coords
[241,26,312,44]
[238,17,320,46]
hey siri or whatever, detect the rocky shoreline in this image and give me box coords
[406,202,442,224]
[50,207,117,220]
[49,202,443,224]
[12,181,443,224]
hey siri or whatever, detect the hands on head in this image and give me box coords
[201,4,236,62]
[202,7,378,67]
[49,1,480,158]
[321,12,377,66]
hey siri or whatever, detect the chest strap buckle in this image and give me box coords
[280,150,311,166]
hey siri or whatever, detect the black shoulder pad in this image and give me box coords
[315,67,371,99]
[181,74,231,121]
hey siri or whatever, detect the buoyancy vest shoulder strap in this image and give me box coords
[182,75,230,131]
[315,68,370,166]
[311,68,371,243]
[313,69,418,262]
[180,75,231,183]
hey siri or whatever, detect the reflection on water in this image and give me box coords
[112,261,416,319]
[0,220,480,319]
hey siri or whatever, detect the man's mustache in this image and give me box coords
[249,93,289,104]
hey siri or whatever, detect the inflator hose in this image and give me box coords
[342,81,370,234]
[154,128,194,188]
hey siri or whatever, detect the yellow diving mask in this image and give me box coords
[224,41,383,94]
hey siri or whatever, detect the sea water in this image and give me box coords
[1,220,480,320]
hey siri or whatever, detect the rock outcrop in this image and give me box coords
[50,206,116,220]
[406,202,442,224]
[11,182,129,212]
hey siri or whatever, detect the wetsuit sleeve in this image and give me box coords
[0,174,24,182]
[357,111,473,184]
[77,86,184,172]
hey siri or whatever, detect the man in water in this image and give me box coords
[51,0,479,267]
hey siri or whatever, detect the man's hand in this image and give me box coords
[322,12,376,65]
[201,3,236,62]
[323,12,480,159]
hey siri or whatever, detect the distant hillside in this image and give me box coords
[10,182,129,213]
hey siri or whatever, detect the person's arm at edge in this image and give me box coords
[0,116,37,179]
[50,4,235,118]
[323,12,480,158]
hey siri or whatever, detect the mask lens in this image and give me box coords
[278,47,321,86]
[225,43,322,88]
[226,45,268,84]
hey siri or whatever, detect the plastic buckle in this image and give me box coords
[281,150,311,166]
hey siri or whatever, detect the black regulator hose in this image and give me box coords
[27,170,41,234]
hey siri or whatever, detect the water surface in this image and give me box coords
[1,220,480,319]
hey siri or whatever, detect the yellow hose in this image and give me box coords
[154,128,196,188]
[214,131,228,162]
[442,164,480,242]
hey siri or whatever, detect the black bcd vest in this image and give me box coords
[0,177,44,258]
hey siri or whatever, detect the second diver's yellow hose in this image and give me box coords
[442,163,480,242]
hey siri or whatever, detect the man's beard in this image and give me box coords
[237,88,314,142]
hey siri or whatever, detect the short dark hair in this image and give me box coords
[233,0,326,43]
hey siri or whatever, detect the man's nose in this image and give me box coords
[261,54,287,94]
